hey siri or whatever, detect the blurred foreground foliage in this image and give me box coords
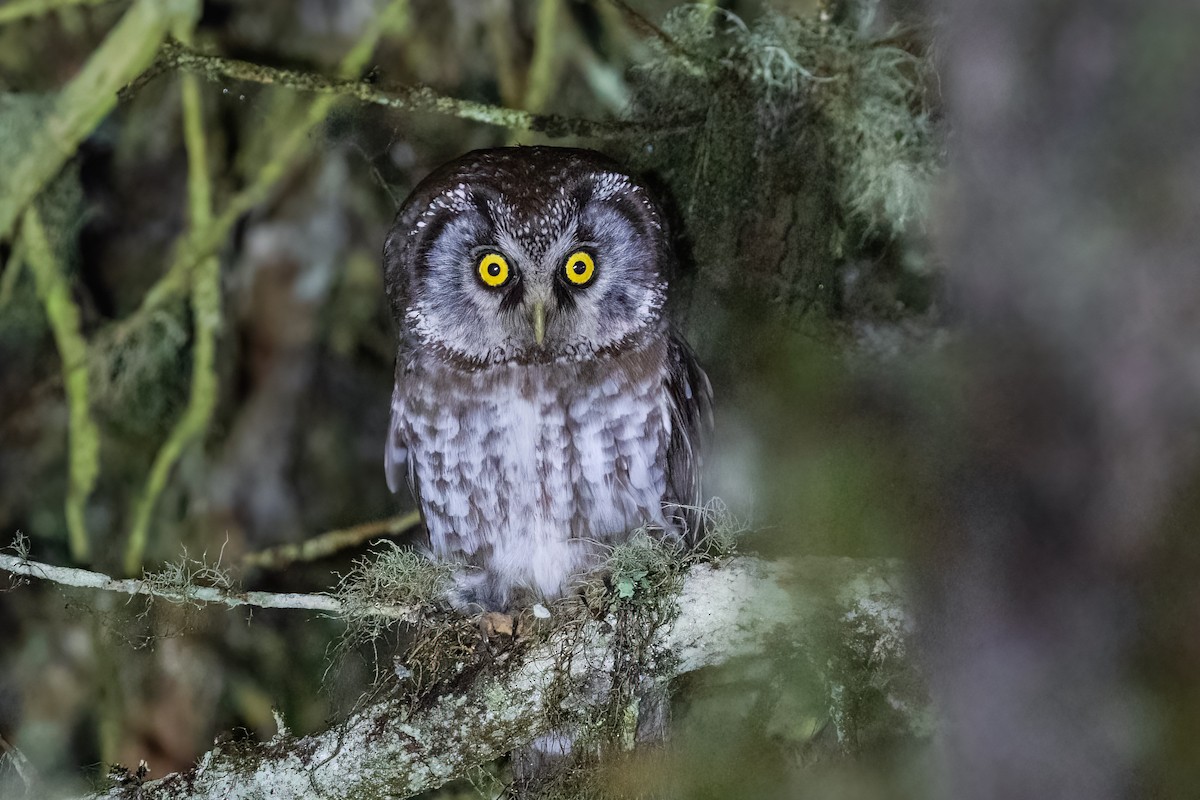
[0,0,941,797]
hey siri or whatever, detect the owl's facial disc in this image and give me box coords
[472,247,603,349]
[400,158,670,367]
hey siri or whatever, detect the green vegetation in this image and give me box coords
[0,2,941,796]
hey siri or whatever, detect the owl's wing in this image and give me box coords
[384,356,419,499]
[663,334,713,541]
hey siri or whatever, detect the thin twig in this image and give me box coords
[0,553,418,620]
[243,512,422,571]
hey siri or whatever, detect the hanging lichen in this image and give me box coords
[622,5,938,327]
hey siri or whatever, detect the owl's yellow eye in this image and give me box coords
[563,251,595,286]
[477,252,510,288]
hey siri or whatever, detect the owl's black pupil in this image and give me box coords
[488,263,501,277]
[573,262,586,274]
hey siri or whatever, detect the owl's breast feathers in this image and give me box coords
[385,332,710,606]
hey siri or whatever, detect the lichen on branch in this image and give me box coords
[0,553,919,800]
[155,41,695,140]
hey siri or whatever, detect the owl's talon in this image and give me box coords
[478,611,514,638]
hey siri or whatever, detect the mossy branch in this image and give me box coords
[157,41,683,139]
[0,0,199,242]
[22,208,99,563]
[242,511,422,571]
[104,0,408,354]
[0,0,115,25]
[54,556,916,800]
[122,64,220,574]
[0,551,419,621]
[119,0,410,571]
[523,0,561,114]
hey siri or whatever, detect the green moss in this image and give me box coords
[90,306,192,439]
[606,531,685,604]
[333,541,454,648]
[140,550,235,605]
[337,542,454,613]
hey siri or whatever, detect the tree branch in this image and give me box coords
[0,0,199,241]
[0,0,116,25]
[156,42,692,139]
[45,555,916,800]
[242,512,422,571]
[122,29,220,575]
[0,552,418,621]
[21,208,100,563]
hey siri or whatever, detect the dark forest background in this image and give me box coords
[0,0,1197,798]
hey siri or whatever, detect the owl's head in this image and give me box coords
[384,147,673,366]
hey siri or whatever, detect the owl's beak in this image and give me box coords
[531,300,546,347]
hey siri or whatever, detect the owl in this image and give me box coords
[382,147,711,611]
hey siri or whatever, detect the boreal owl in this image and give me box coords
[383,147,710,610]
